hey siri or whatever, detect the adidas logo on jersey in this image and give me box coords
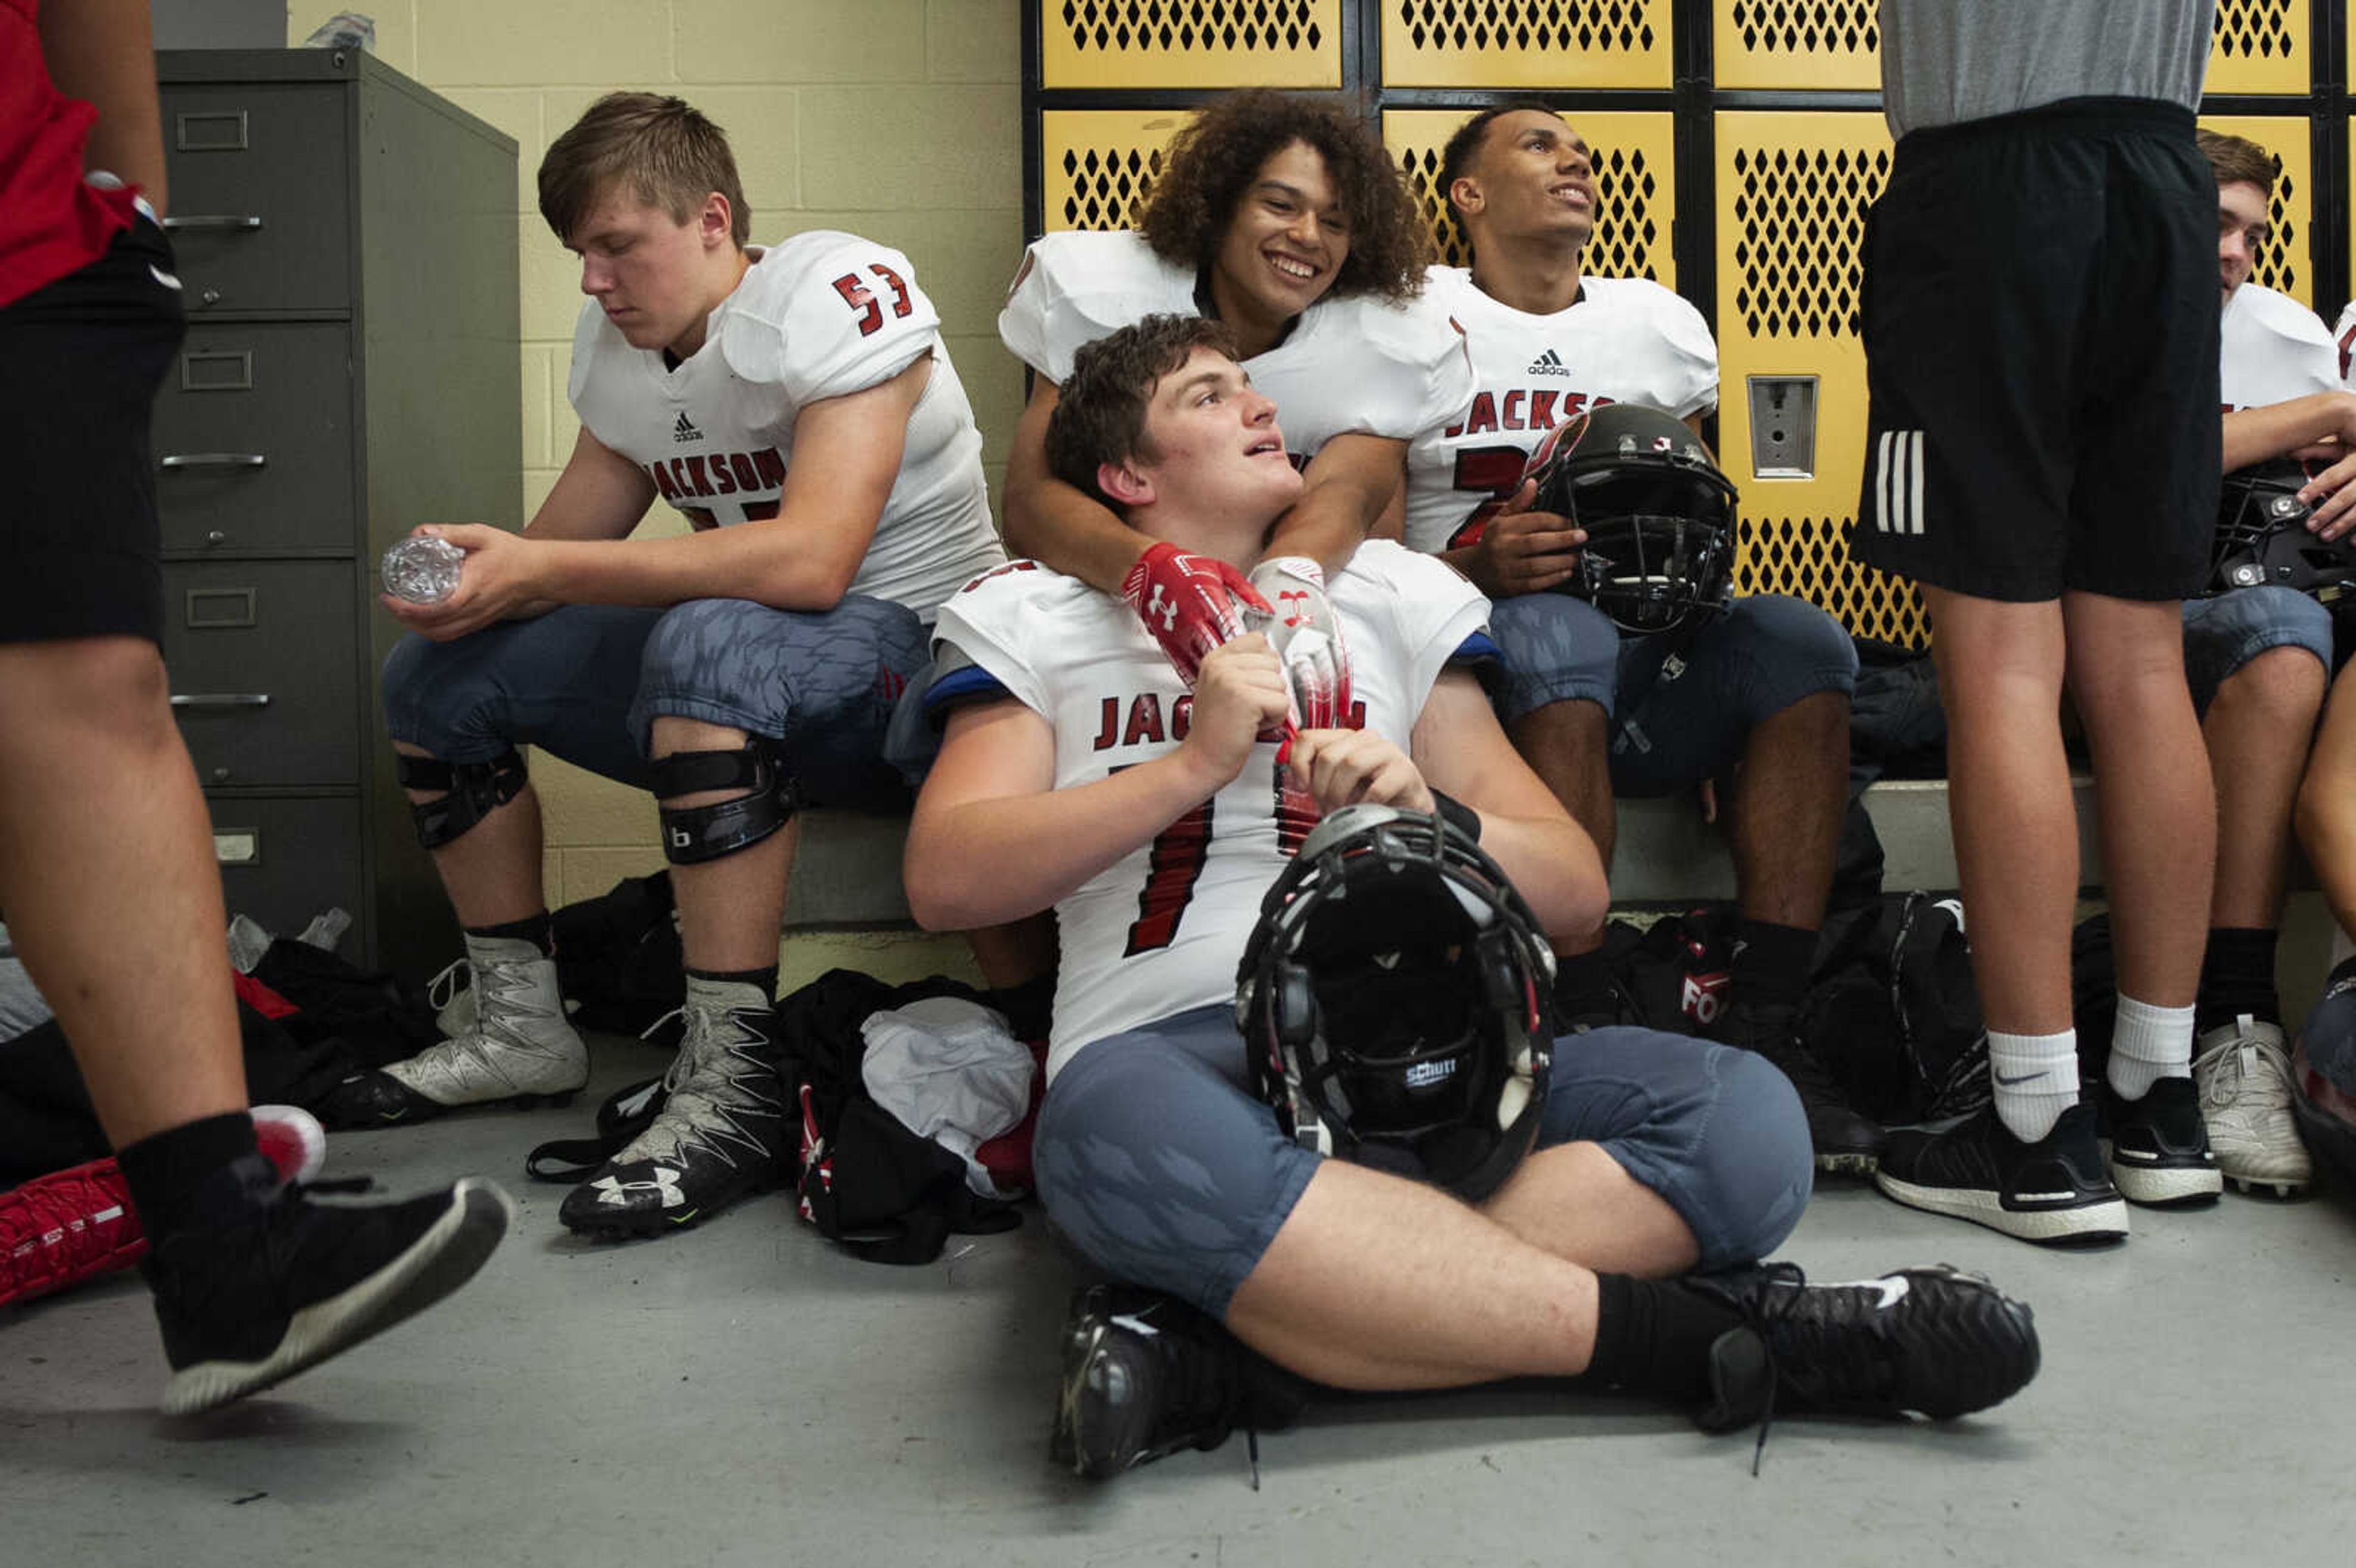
[672,411,704,444]
[1525,348,1573,377]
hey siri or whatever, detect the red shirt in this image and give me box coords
[1,0,139,310]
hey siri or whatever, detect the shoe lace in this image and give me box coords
[1144,1303,1262,1479]
[2194,1031,2295,1116]
[426,956,471,1014]
[401,965,552,1075]
[1715,1261,1895,1476]
[1725,1261,1806,1475]
[618,999,777,1166]
[1923,1034,1994,1121]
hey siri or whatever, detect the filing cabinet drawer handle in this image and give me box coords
[160,215,264,231]
[170,694,272,709]
[161,453,266,469]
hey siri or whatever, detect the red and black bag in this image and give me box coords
[779,969,1025,1266]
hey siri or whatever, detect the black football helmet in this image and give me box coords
[2210,459,2356,599]
[1527,402,1739,635]
[1234,804,1555,1201]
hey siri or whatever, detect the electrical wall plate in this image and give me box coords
[1746,374,1819,479]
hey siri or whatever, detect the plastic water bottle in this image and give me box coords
[380,534,464,604]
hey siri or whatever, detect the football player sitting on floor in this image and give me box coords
[1392,105,1873,1175]
[998,86,1471,731]
[904,313,2041,1479]
[339,93,1007,1241]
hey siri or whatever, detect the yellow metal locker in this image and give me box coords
[2206,0,2308,97]
[1039,1,1342,90]
[1382,1,1673,90]
[2198,115,2315,308]
[1382,109,1677,282]
[1712,2,2310,100]
[1039,110,1198,233]
[1715,111,1925,647]
[1713,0,1881,92]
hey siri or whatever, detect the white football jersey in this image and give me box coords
[1401,267,1719,554]
[930,540,1489,1079]
[2220,282,2340,410]
[568,231,1004,622]
[2330,298,2356,390]
[997,229,1473,458]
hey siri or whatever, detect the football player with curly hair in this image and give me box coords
[998,88,1470,726]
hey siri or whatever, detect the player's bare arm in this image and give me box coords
[398,356,930,643]
[1407,667,1607,945]
[906,635,1291,931]
[522,426,663,543]
[2222,389,2356,472]
[39,0,169,211]
[382,426,656,637]
[1003,375,1154,591]
[1273,432,1404,572]
[2220,391,2356,539]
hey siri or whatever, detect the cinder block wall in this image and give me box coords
[306,2,1025,909]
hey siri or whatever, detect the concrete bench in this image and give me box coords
[779,777,2109,928]
[758,778,2338,1020]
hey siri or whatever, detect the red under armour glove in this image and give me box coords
[0,1106,326,1310]
[0,1156,145,1309]
[1246,555,1355,732]
[1120,541,1271,685]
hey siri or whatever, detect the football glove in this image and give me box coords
[1247,555,1355,732]
[1120,540,1271,685]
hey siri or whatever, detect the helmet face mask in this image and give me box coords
[1236,804,1555,1199]
[1528,404,1740,636]
[2211,459,2356,599]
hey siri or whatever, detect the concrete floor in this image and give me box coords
[7,1031,2356,1568]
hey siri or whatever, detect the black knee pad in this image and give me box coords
[653,740,799,866]
[396,748,528,850]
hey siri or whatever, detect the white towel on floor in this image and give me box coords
[860,997,1034,1199]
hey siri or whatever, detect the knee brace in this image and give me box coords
[653,740,799,866]
[396,748,528,850]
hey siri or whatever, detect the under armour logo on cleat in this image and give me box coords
[593,1167,685,1207]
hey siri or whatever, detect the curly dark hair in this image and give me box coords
[1045,315,1239,510]
[1135,90,1428,305]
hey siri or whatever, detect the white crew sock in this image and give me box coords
[2107,994,2196,1101]
[2333,925,2355,969]
[1988,1027,2081,1143]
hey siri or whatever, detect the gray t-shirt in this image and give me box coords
[1880,0,2214,136]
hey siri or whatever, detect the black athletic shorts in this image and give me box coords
[0,216,188,647]
[1853,98,2220,603]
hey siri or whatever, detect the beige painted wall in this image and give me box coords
[304,2,1026,909]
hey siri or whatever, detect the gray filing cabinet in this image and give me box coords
[153,48,519,977]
